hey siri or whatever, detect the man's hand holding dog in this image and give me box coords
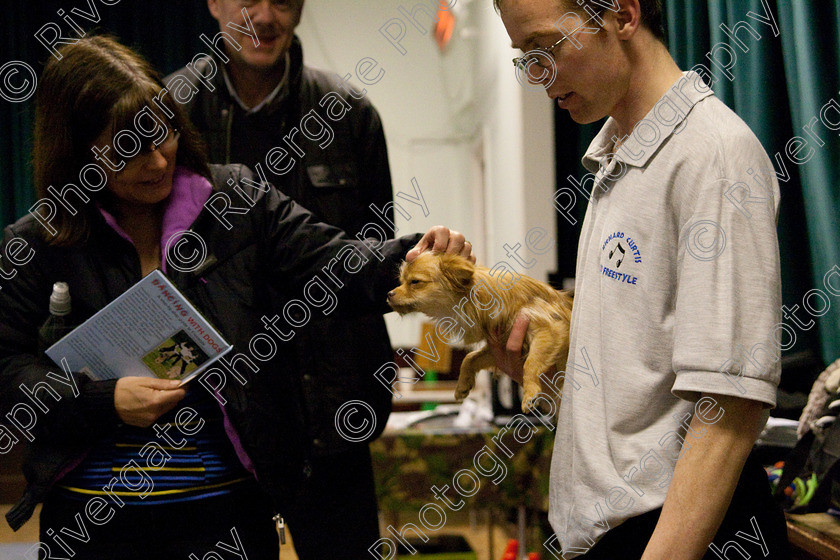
[489,314,529,385]
[406,225,475,263]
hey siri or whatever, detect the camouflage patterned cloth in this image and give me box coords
[371,428,555,514]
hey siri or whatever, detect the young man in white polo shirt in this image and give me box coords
[492,0,790,558]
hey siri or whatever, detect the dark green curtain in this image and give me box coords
[556,0,839,379]
[668,0,824,367]
[775,1,840,368]
[0,0,216,226]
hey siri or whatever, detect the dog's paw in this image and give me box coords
[455,384,473,402]
[454,378,475,402]
[521,393,537,413]
[521,389,548,414]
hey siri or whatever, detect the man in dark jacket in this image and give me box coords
[165,1,398,557]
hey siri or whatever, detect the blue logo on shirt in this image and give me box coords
[600,231,643,286]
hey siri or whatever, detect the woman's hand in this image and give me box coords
[114,377,186,427]
[488,314,529,384]
[406,226,475,263]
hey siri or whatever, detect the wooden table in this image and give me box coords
[786,513,840,560]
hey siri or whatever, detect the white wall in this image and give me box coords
[297,0,556,347]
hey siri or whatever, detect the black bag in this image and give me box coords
[776,402,840,513]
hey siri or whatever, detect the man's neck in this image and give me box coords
[611,39,684,139]
[227,60,286,110]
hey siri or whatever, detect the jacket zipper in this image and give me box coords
[273,513,286,543]
[224,103,234,164]
[274,513,286,555]
[218,73,288,558]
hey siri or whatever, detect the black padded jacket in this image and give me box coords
[0,165,417,530]
[165,36,396,459]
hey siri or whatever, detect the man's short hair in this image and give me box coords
[494,0,666,44]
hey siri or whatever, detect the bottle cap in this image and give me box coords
[50,282,71,316]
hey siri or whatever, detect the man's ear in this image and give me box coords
[207,0,221,22]
[293,0,305,27]
[440,254,474,291]
[614,0,642,40]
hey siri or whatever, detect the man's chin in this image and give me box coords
[567,110,606,126]
[239,52,285,71]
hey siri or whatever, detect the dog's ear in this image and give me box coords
[439,254,474,291]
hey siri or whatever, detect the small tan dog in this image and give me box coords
[387,252,573,412]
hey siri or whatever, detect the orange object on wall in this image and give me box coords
[434,6,456,51]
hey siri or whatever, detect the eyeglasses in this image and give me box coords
[512,13,603,71]
[118,129,179,175]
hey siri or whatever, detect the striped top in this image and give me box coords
[56,387,252,504]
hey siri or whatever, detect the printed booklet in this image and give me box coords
[46,270,232,384]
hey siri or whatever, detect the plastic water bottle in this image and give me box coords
[38,282,73,353]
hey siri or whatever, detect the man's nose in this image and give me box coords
[246,0,274,24]
[527,63,555,87]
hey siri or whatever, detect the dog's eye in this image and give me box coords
[410,279,422,285]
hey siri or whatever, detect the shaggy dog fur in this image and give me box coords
[387,252,573,412]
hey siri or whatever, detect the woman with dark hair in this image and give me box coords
[0,35,472,559]
[31,36,211,248]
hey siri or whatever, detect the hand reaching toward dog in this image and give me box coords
[115,377,186,427]
[489,313,529,385]
[406,226,475,263]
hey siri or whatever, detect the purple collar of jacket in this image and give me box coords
[97,166,213,274]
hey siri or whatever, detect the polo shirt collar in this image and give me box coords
[582,71,715,173]
[221,52,291,114]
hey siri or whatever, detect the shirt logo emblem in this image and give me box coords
[600,231,643,286]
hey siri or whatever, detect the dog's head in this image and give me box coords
[387,252,475,317]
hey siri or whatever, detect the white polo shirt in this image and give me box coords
[548,71,782,556]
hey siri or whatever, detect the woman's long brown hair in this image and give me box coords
[33,35,210,245]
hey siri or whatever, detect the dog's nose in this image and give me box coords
[387,290,395,299]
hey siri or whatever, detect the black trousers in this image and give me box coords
[284,444,382,560]
[579,454,790,559]
[39,482,279,560]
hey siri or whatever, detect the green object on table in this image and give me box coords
[420,370,439,411]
